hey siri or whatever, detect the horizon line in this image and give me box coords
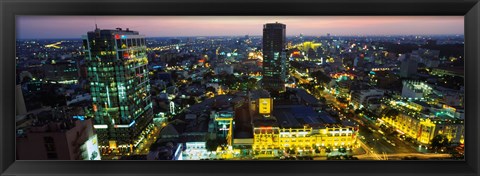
[17,34,465,40]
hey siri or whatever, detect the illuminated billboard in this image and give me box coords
[81,134,101,160]
[258,98,272,114]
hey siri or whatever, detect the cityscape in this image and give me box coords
[15,16,465,160]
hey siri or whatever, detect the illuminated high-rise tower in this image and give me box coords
[82,27,153,152]
[262,22,287,94]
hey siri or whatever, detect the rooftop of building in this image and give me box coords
[289,88,319,105]
[88,27,140,35]
[273,105,317,128]
[248,89,270,100]
[252,114,278,127]
[432,66,464,76]
[17,117,92,139]
[416,112,464,124]
[272,104,337,128]
[264,22,286,28]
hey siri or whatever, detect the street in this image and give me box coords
[298,77,452,160]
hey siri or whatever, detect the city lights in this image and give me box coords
[15,16,464,161]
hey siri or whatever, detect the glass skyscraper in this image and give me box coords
[262,22,287,94]
[82,28,153,152]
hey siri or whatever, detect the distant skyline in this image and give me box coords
[17,16,464,39]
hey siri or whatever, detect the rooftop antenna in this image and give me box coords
[94,17,99,30]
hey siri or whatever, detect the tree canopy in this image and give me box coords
[385,109,400,118]
[205,138,227,151]
[431,134,450,152]
[310,71,331,85]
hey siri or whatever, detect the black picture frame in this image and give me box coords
[1,0,479,176]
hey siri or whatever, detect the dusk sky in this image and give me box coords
[17,16,464,39]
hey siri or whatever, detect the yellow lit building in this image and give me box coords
[258,98,273,115]
[252,125,357,154]
[251,99,358,156]
[298,41,322,52]
[380,111,464,145]
[252,126,280,154]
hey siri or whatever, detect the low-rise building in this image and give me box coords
[290,88,321,110]
[16,112,100,160]
[214,63,234,75]
[350,89,384,110]
[252,104,358,156]
[401,80,433,99]
[379,100,464,145]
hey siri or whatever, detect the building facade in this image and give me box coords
[380,99,464,145]
[401,80,433,99]
[251,101,358,156]
[17,117,100,160]
[43,59,79,84]
[380,112,463,145]
[212,110,235,145]
[252,125,357,155]
[399,54,418,78]
[262,22,287,94]
[83,28,153,152]
[350,89,385,110]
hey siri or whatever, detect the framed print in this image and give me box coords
[1,0,479,176]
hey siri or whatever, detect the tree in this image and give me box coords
[289,61,302,69]
[206,86,216,94]
[385,109,400,118]
[310,70,331,85]
[205,138,227,151]
[288,149,296,155]
[354,109,363,114]
[21,76,32,84]
[203,71,215,81]
[186,96,197,105]
[347,104,354,109]
[247,77,258,90]
[423,108,431,114]
[299,83,313,91]
[222,74,238,88]
[320,97,327,103]
[171,71,180,80]
[431,135,450,152]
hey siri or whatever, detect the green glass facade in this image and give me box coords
[83,28,153,149]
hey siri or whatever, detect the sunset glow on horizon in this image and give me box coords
[17,16,464,39]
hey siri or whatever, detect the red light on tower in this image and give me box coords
[123,52,129,58]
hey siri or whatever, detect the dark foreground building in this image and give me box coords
[17,112,100,160]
